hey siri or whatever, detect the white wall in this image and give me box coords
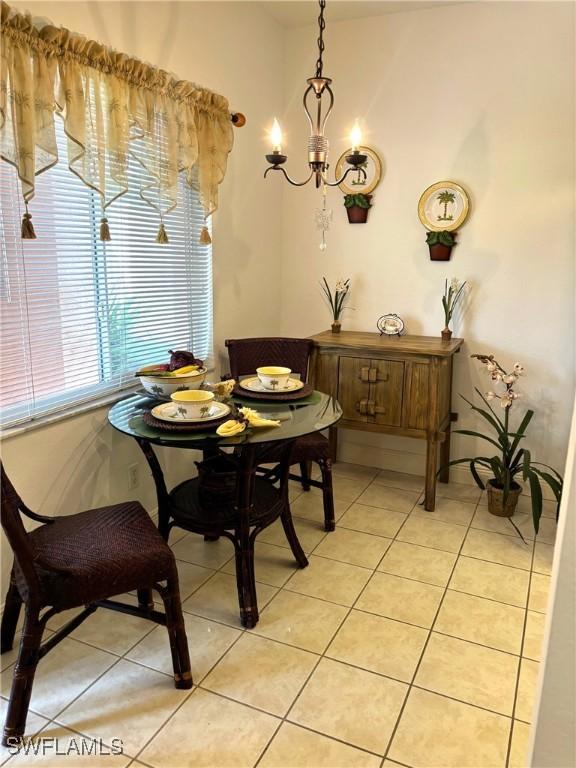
[279,1,575,478]
[530,398,576,768]
[1,1,285,587]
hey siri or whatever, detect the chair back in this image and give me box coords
[1,463,42,595]
[225,337,313,382]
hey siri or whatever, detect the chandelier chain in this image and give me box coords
[315,0,326,79]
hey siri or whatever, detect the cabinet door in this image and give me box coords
[337,356,371,423]
[369,359,404,426]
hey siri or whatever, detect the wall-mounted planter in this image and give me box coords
[344,194,372,224]
[426,230,456,261]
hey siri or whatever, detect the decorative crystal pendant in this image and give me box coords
[315,184,332,251]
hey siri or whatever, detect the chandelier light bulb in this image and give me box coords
[270,118,283,153]
[350,120,362,152]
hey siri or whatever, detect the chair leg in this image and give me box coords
[2,607,43,747]
[299,461,312,491]
[137,589,155,610]
[1,580,22,653]
[158,578,192,690]
[234,536,258,629]
[318,458,336,532]
[280,504,308,569]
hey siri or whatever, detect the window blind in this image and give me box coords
[0,119,212,429]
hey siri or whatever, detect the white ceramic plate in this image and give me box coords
[240,376,304,393]
[151,401,231,424]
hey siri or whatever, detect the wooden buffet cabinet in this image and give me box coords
[309,331,463,511]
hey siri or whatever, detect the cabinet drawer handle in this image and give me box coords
[376,373,389,383]
[360,366,370,383]
[368,367,377,383]
[356,398,369,415]
[367,400,375,416]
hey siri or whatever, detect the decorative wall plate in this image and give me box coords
[336,146,382,195]
[377,314,405,336]
[418,181,469,232]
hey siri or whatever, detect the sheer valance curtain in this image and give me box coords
[0,1,235,244]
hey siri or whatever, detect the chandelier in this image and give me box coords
[264,0,367,189]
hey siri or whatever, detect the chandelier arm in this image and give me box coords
[319,84,335,135]
[320,165,367,188]
[264,166,315,187]
[302,85,316,134]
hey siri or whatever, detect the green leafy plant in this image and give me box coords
[426,230,456,247]
[343,193,372,209]
[320,277,350,322]
[444,354,563,535]
[442,277,467,327]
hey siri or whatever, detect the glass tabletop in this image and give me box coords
[107,391,342,449]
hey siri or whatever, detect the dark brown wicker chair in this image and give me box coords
[225,337,336,531]
[0,462,192,747]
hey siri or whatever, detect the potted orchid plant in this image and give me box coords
[444,354,563,533]
[321,277,351,333]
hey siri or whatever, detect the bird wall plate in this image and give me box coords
[377,314,405,336]
[418,181,469,232]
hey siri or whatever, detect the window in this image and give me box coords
[0,119,212,429]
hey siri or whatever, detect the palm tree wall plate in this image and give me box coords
[336,146,383,195]
[418,181,470,232]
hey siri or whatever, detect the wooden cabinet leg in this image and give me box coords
[425,437,438,511]
[439,424,451,484]
[329,426,338,462]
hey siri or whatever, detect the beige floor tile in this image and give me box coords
[312,527,392,568]
[7,722,130,767]
[0,638,116,719]
[64,609,153,656]
[182,572,278,627]
[509,720,532,768]
[523,611,546,662]
[435,481,483,503]
[330,474,374,502]
[449,556,530,608]
[338,503,407,538]
[284,555,372,607]
[355,485,420,514]
[533,542,554,576]
[259,722,381,768]
[416,633,518,715]
[528,573,551,613]
[173,560,216,601]
[289,658,407,755]
[126,613,240,681]
[435,590,525,654]
[0,699,49,765]
[516,658,539,723]
[396,516,467,554]
[374,469,425,493]
[290,490,350,524]
[523,514,557,544]
[170,533,233,569]
[139,687,279,768]
[258,516,327,554]
[356,572,443,628]
[202,633,317,716]
[326,609,428,682]
[251,590,348,653]
[221,542,300,587]
[378,541,456,587]
[462,529,533,570]
[471,507,533,539]
[411,497,476,527]
[389,687,510,768]
[58,659,190,758]
[332,462,380,481]
[515,495,557,519]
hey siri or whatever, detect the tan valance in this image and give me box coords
[0,1,236,242]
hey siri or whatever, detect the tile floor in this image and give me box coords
[0,463,555,768]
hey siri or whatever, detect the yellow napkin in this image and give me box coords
[216,407,281,436]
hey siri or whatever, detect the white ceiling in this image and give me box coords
[258,1,464,28]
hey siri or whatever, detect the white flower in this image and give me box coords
[490,371,502,381]
[486,362,498,372]
[500,395,512,408]
[503,373,517,385]
[335,279,349,294]
[486,391,497,400]
[513,363,524,375]
[450,277,460,291]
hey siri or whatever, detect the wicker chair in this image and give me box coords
[0,462,192,747]
[225,336,336,531]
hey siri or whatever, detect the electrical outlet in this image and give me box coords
[128,463,139,490]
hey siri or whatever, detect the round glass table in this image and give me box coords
[108,391,342,626]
